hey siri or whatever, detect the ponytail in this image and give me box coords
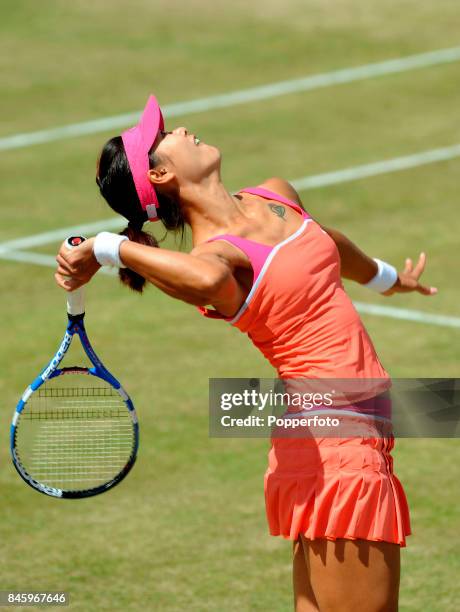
[118,224,158,293]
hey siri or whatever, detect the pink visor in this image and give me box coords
[121,95,165,222]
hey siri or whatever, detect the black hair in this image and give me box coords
[96,136,186,292]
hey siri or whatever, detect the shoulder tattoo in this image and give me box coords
[268,203,286,221]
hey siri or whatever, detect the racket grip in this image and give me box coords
[65,236,86,317]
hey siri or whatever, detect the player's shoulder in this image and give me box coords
[189,237,235,263]
[258,177,303,205]
[189,239,242,275]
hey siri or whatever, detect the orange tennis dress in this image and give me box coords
[198,186,411,546]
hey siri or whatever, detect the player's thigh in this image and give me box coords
[301,536,400,612]
[293,539,319,612]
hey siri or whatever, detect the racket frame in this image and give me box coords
[11,238,139,498]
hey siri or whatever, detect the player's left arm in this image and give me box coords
[261,177,437,296]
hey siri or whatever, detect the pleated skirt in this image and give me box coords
[264,414,411,546]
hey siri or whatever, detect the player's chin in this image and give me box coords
[198,140,218,152]
[208,142,220,154]
[206,143,222,163]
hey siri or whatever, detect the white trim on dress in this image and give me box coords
[228,218,312,325]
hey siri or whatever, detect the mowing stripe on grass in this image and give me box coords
[1,46,460,151]
[1,142,459,252]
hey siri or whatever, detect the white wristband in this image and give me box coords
[93,232,128,268]
[363,258,398,293]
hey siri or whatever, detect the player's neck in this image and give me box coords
[181,178,247,245]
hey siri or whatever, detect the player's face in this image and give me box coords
[150,126,221,186]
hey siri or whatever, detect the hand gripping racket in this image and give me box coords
[10,236,139,498]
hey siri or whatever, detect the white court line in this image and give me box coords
[2,46,460,151]
[2,249,458,329]
[1,143,459,326]
[354,302,460,329]
[1,142,459,253]
[292,143,460,190]
[0,249,115,274]
[0,218,124,252]
[0,251,58,266]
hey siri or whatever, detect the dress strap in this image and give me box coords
[198,234,273,320]
[238,186,311,220]
[206,234,273,283]
[197,184,310,320]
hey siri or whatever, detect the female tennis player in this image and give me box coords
[55,95,437,611]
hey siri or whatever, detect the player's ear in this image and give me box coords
[147,167,176,189]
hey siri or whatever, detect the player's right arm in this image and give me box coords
[55,237,245,310]
[119,239,245,308]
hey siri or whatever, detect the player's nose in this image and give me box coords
[172,126,188,137]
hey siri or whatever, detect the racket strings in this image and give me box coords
[38,386,116,397]
[22,408,128,420]
[15,380,136,491]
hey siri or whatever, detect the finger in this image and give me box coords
[56,253,74,273]
[56,253,87,277]
[404,258,413,274]
[56,267,87,283]
[54,273,76,291]
[412,252,426,279]
[63,278,81,291]
[55,263,74,277]
[416,282,438,296]
[57,246,74,262]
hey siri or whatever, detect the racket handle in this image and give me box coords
[65,236,86,317]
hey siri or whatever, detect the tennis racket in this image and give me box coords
[10,236,139,498]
